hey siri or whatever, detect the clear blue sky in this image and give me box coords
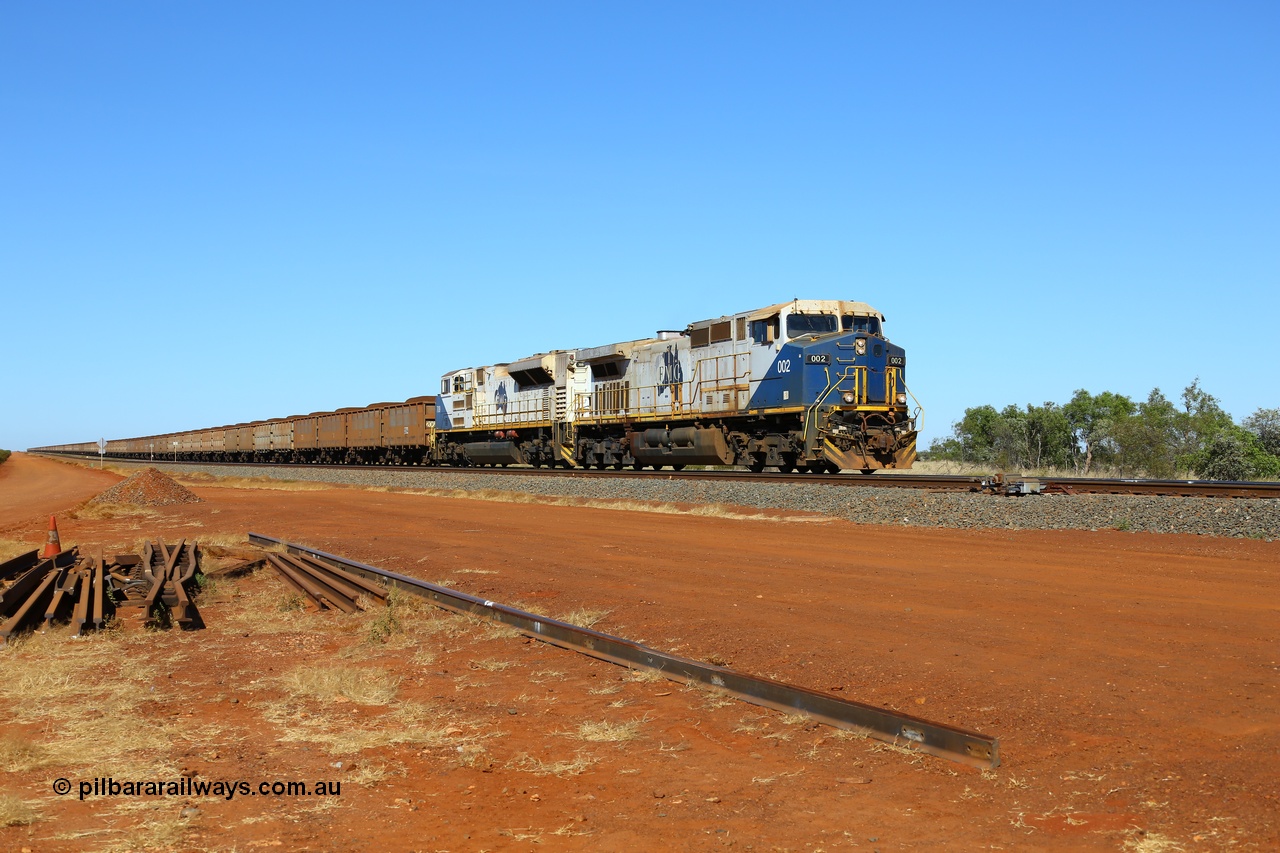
[3,2,1277,452]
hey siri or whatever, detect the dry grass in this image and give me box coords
[508,752,598,776]
[1121,831,1186,852]
[0,537,38,562]
[95,812,191,852]
[281,664,400,705]
[67,501,160,520]
[196,532,262,550]
[260,698,481,757]
[172,472,335,492]
[216,581,325,633]
[0,630,178,777]
[0,734,50,772]
[622,668,665,684]
[470,658,516,672]
[60,456,844,522]
[587,682,622,696]
[734,714,771,734]
[559,607,611,629]
[0,794,40,827]
[528,669,566,684]
[345,759,400,786]
[376,486,834,524]
[572,718,644,743]
[908,457,1218,481]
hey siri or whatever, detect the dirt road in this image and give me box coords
[0,452,121,541]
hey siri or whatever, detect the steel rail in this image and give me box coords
[294,554,389,602]
[0,550,40,581]
[248,532,1001,769]
[264,554,358,613]
[278,553,370,607]
[71,564,94,635]
[43,451,1280,499]
[91,553,105,630]
[0,567,60,643]
[44,568,74,626]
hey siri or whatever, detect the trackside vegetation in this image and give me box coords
[0,450,10,465]
[927,380,1280,481]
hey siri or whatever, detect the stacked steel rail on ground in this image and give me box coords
[0,540,205,643]
[264,552,388,612]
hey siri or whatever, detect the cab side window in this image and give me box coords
[750,316,779,345]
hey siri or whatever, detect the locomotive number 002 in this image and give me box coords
[805,354,830,365]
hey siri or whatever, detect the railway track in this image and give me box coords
[45,452,1280,499]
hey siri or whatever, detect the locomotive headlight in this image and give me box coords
[841,391,856,405]
[896,393,907,405]
[854,338,867,356]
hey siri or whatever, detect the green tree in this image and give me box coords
[1063,390,1135,473]
[1199,424,1280,480]
[989,404,1028,468]
[939,404,1002,463]
[1178,378,1235,472]
[929,381,1274,478]
[1111,389,1181,477]
[1198,429,1252,481]
[1243,408,1280,457]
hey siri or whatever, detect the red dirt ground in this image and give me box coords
[1,452,1277,851]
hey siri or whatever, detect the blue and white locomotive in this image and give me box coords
[435,299,918,473]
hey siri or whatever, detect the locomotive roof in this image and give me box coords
[442,299,887,377]
[687,299,885,329]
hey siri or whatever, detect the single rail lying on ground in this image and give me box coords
[248,532,1001,769]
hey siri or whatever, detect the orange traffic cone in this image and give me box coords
[41,515,61,558]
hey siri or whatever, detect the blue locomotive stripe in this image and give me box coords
[745,344,807,409]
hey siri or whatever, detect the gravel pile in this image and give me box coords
[91,467,202,507]
[112,463,1277,539]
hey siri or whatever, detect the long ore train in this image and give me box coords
[35,300,919,473]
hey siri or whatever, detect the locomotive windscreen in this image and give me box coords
[842,315,882,335]
[786,313,838,337]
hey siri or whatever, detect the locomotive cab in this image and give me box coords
[749,301,917,472]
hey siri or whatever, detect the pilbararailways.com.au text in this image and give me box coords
[57,777,342,801]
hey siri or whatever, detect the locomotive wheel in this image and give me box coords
[672,464,686,471]
[612,462,624,470]
[747,458,766,473]
[860,468,876,475]
[632,461,644,471]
